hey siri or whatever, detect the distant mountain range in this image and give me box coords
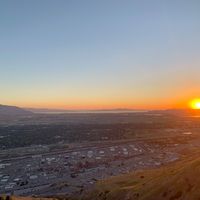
[23,107,200,114]
[1,104,200,116]
[93,108,145,111]
[23,107,146,113]
[0,104,33,116]
[149,108,200,114]
[23,108,74,113]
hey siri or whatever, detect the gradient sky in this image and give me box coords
[1,1,200,110]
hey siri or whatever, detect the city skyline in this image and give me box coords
[1,1,200,110]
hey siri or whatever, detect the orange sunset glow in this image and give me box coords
[1,1,200,111]
[190,99,200,109]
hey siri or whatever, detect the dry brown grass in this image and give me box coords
[0,195,53,200]
[85,149,200,200]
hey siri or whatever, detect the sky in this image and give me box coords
[1,0,200,110]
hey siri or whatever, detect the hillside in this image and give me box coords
[75,149,200,200]
[0,195,77,200]
[0,104,32,116]
[0,196,51,200]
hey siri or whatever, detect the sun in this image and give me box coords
[195,102,200,109]
[190,99,200,109]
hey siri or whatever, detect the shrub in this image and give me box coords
[163,191,167,197]
[105,190,110,194]
[6,196,12,200]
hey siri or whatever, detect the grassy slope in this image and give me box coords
[0,195,77,200]
[0,196,52,200]
[84,149,200,200]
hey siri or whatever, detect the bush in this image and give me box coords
[45,195,52,198]
[53,196,65,200]
[163,191,167,197]
[169,191,182,200]
[70,174,76,178]
[6,196,12,200]
[105,190,110,194]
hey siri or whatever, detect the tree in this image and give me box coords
[70,173,76,178]
[77,162,83,169]
[6,196,12,200]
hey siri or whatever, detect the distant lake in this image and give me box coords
[34,110,148,114]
